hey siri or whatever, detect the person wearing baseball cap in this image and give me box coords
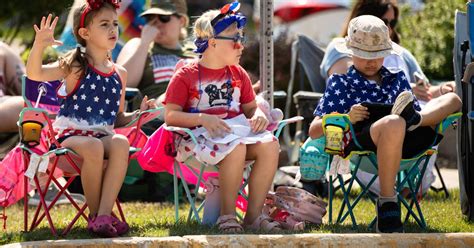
[309,15,461,233]
[117,0,194,115]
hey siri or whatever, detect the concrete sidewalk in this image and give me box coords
[434,168,459,190]
[5,233,474,248]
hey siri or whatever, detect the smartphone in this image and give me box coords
[413,71,428,87]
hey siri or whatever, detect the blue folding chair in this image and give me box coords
[319,112,461,230]
[164,116,304,224]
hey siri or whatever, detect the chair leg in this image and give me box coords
[328,175,333,224]
[430,162,450,198]
[336,175,357,228]
[173,161,180,223]
[176,163,202,224]
[399,156,429,229]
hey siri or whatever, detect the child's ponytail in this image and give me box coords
[59,46,90,76]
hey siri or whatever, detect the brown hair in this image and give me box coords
[341,0,400,44]
[59,2,117,75]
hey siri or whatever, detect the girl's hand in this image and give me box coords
[249,114,269,133]
[33,14,63,49]
[199,114,231,138]
[140,19,161,45]
[139,95,157,111]
[348,104,369,124]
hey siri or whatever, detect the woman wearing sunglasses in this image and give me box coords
[117,0,195,110]
[319,0,455,197]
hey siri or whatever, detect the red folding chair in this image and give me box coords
[19,75,162,235]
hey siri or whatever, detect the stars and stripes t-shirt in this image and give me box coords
[53,64,123,137]
[314,66,420,117]
[151,54,181,84]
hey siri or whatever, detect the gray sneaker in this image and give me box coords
[28,186,86,207]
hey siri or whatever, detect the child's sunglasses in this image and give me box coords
[214,35,247,45]
[381,18,398,28]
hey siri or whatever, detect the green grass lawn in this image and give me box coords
[1,189,474,245]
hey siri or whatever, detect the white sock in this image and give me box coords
[378,194,397,205]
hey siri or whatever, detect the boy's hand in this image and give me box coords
[249,114,269,133]
[33,14,63,49]
[199,114,231,138]
[348,104,369,124]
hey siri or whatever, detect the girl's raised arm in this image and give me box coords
[26,14,66,81]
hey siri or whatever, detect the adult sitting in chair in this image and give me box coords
[309,15,461,233]
[117,0,194,130]
[0,41,25,134]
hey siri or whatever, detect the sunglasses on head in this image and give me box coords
[381,18,398,28]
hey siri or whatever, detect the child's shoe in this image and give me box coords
[375,200,403,233]
[87,213,97,233]
[110,215,130,235]
[391,91,422,131]
[92,215,118,237]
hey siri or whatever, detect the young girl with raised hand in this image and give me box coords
[163,2,281,232]
[26,0,155,237]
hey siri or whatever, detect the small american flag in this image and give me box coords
[151,54,180,84]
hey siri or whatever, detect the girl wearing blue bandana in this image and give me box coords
[309,15,462,233]
[163,3,281,233]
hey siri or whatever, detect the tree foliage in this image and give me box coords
[0,0,72,44]
[399,0,466,80]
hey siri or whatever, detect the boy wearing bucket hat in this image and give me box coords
[308,15,461,233]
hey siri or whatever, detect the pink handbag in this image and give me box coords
[264,186,327,230]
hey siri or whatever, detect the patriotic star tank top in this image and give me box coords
[53,64,123,137]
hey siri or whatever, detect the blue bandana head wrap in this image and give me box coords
[194,1,247,54]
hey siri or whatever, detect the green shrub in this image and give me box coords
[399,0,466,80]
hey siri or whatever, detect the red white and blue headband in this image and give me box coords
[194,1,247,54]
[80,0,121,28]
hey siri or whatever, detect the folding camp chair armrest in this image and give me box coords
[275,116,304,138]
[124,107,164,128]
[164,125,199,145]
[125,87,140,100]
[321,114,351,132]
[436,112,462,133]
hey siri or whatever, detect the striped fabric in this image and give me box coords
[150,54,180,84]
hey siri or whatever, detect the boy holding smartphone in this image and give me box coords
[309,15,462,233]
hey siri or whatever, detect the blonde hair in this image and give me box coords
[193,9,238,40]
